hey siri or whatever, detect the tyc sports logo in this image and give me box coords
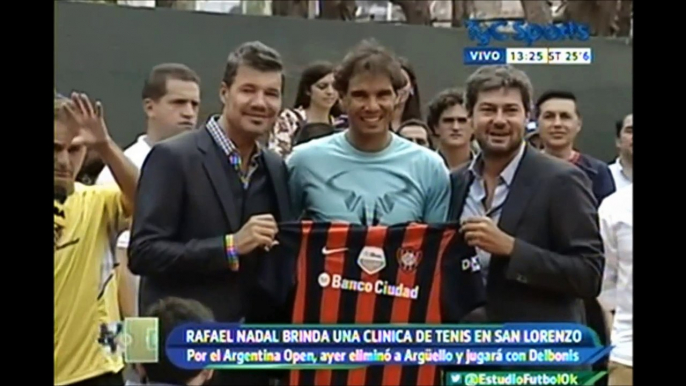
[466,20,590,46]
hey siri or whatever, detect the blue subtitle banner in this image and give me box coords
[466,20,590,46]
[166,324,609,369]
[170,346,611,370]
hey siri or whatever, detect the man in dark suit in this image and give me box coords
[535,89,614,385]
[448,65,605,324]
[536,90,616,205]
[128,41,292,385]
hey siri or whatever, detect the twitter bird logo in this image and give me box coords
[447,373,462,385]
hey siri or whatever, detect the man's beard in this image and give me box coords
[478,138,521,159]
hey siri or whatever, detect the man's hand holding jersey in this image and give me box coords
[233,214,279,255]
[460,216,515,256]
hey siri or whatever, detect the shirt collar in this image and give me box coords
[206,115,262,159]
[469,142,526,186]
[614,157,632,181]
[137,134,152,149]
[568,150,581,164]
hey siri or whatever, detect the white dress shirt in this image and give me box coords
[608,158,632,190]
[598,185,633,367]
[460,143,525,282]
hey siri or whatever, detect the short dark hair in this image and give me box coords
[615,119,623,137]
[142,63,200,101]
[398,118,430,132]
[76,152,105,185]
[293,122,337,146]
[140,297,215,385]
[222,41,283,88]
[397,119,433,149]
[535,90,580,118]
[615,113,634,138]
[397,119,431,135]
[293,61,342,116]
[334,39,406,96]
[464,65,533,116]
[427,88,464,133]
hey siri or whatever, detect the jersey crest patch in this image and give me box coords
[396,248,422,271]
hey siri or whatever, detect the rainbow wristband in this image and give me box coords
[225,234,239,272]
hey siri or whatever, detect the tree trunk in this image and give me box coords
[319,0,357,21]
[594,0,618,37]
[562,0,592,27]
[519,0,552,24]
[272,0,309,17]
[564,0,617,36]
[390,0,432,25]
[451,0,475,27]
[552,0,566,22]
[616,0,632,37]
[155,0,195,10]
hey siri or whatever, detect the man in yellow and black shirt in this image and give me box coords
[54,92,139,386]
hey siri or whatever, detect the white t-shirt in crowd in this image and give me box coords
[598,185,633,367]
[96,134,152,249]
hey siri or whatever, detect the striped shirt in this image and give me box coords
[205,115,261,189]
[280,221,485,386]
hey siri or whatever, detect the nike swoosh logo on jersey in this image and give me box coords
[322,247,348,255]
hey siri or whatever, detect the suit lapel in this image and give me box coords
[498,146,538,235]
[262,150,290,221]
[197,130,241,231]
[449,167,474,221]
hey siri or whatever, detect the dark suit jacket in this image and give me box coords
[128,129,293,322]
[448,145,604,323]
[573,152,616,205]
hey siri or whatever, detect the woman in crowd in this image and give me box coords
[397,119,433,149]
[269,61,344,157]
[391,58,423,131]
